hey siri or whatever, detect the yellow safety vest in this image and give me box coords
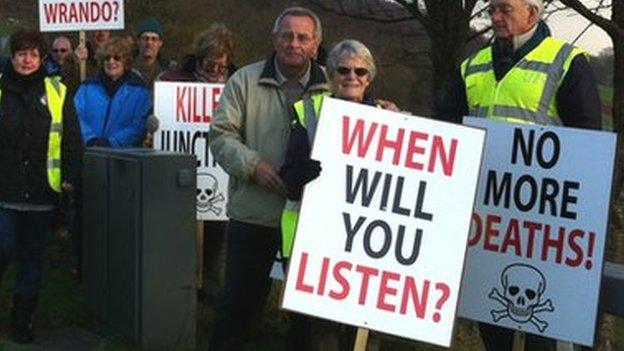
[461,37,586,125]
[281,93,329,258]
[0,74,65,193]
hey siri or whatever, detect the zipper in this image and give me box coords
[101,87,114,137]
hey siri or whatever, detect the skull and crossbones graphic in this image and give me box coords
[196,173,225,216]
[489,263,554,332]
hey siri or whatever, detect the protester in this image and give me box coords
[208,7,329,350]
[133,17,175,89]
[279,39,400,350]
[158,22,236,302]
[159,23,236,82]
[46,35,82,94]
[0,28,82,343]
[50,36,73,66]
[74,37,151,148]
[438,0,601,350]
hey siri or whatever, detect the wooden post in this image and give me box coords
[353,328,369,351]
[512,331,526,351]
[79,31,87,82]
[196,220,204,290]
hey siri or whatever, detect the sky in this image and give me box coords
[546,10,613,55]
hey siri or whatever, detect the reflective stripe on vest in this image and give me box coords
[281,93,328,258]
[461,37,585,126]
[0,74,66,193]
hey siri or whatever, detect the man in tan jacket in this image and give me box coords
[208,6,329,350]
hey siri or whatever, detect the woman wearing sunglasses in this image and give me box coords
[74,37,151,148]
[279,39,400,350]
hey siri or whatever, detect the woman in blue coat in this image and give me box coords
[74,37,151,147]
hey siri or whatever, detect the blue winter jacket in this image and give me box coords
[74,71,151,147]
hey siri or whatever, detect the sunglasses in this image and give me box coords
[52,48,69,53]
[336,66,369,77]
[104,54,123,62]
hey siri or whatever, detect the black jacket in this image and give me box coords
[280,94,378,201]
[437,21,602,130]
[0,65,83,206]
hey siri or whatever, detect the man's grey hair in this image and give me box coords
[521,0,544,18]
[271,7,323,43]
[326,39,376,81]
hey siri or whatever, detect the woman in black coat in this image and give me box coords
[0,28,82,343]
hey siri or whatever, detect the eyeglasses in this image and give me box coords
[52,48,69,53]
[336,66,369,77]
[104,54,123,62]
[278,31,314,44]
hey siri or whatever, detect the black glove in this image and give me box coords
[302,159,322,185]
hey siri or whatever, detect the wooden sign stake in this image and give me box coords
[512,331,526,351]
[353,327,369,351]
[79,30,87,81]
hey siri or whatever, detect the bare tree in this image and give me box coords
[553,2,622,350]
[306,0,486,112]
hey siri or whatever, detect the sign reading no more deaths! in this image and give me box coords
[154,82,227,221]
[458,117,616,347]
[39,0,124,32]
[282,97,486,347]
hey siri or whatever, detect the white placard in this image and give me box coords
[154,82,228,221]
[39,0,125,32]
[459,117,616,346]
[282,98,486,347]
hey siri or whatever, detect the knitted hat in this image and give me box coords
[137,17,164,39]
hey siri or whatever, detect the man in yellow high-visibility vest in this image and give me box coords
[439,0,601,350]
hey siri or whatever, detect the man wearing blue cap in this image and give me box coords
[134,17,174,89]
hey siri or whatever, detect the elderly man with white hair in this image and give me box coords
[439,0,601,129]
[439,0,600,350]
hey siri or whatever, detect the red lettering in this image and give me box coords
[79,2,89,22]
[405,131,428,170]
[317,257,330,296]
[90,1,101,21]
[355,265,378,305]
[468,213,482,246]
[375,125,405,166]
[377,271,400,312]
[43,4,58,24]
[484,214,501,252]
[565,229,585,267]
[501,218,521,256]
[328,261,352,300]
[541,225,564,263]
[101,2,112,21]
[342,116,378,157]
[523,221,541,258]
[202,87,210,123]
[400,277,429,318]
[176,87,187,122]
[192,87,200,122]
[212,87,221,114]
[68,2,79,23]
[428,136,457,177]
[295,252,314,293]
[59,3,68,23]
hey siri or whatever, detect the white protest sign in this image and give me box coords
[154,82,228,221]
[282,98,486,347]
[39,0,124,32]
[458,117,616,346]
